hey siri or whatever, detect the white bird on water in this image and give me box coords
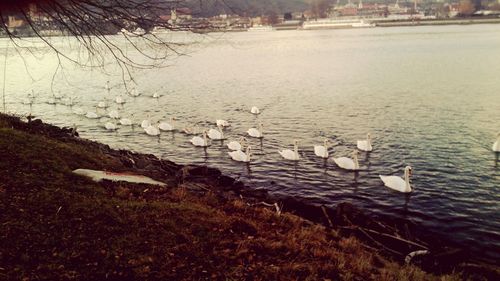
[73,107,85,116]
[47,97,56,105]
[152,92,161,99]
[85,111,99,119]
[105,81,111,93]
[227,137,246,151]
[65,96,76,107]
[108,110,120,119]
[279,140,300,161]
[22,98,31,105]
[357,133,373,152]
[191,132,209,147]
[216,119,229,127]
[229,146,252,162]
[333,149,360,171]
[129,88,141,97]
[144,124,160,136]
[22,92,35,105]
[120,117,133,126]
[104,121,117,131]
[85,106,99,119]
[53,91,64,100]
[379,166,413,193]
[97,98,108,109]
[250,106,260,115]
[141,116,151,129]
[158,117,175,131]
[493,132,500,152]
[208,125,224,140]
[115,95,126,105]
[314,138,329,159]
[247,123,263,138]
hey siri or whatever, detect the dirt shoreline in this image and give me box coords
[1,113,498,280]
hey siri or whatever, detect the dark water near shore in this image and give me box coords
[2,25,500,260]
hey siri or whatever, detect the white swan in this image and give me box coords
[141,116,151,129]
[208,125,224,140]
[314,139,329,159]
[104,122,117,131]
[53,91,64,100]
[216,119,229,127]
[144,124,160,136]
[47,97,56,105]
[250,106,260,115]
[85,111,99,119]
[22,97,34,105]
[379,166,413,193]
[229,146,251,162]
[158,117,175,131]
[129,88,140,97]
[227,137,246,151]
[279,140,300,161]
[120,118,133,126]
[105,81,111,93]
[65,96,76,107]
[97,99,108,109]
[247,123,263,138]
[357,133,373,152]
[115,95,126,105]
[108,110,120,119]
[493,132,500,152]
[191,132,209,147]
[28,90,36,99]
[85,107,99,119]
[333,149,359,171]
[73,107,85,116]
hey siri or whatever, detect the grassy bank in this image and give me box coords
[0,114,479,280]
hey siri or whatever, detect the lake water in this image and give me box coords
[2,24,499,261]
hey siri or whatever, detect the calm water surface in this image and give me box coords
[2,24,500,260]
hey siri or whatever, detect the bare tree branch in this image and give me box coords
[4,1,221,71]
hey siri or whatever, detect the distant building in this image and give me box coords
[389,0,409,14]
[176,8,192,20]
[330,1,388,17]
[251,16,263,25]
[445,3,460,17]
[340,7,359,16]
[26,3,53,23]
[7,16,24,29]
[303,10,314,19]
[206,14,250,31]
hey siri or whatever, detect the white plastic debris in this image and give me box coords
[73,169,166,186]
[405,250,430,264]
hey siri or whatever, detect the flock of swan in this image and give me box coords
[86,93,415,193]
[23,84,500,195]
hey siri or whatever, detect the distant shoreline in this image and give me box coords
[375,17,500,28]
[2,17,500,39]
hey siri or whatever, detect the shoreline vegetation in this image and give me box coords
[0,113,498,280]
[2,17,500,38]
